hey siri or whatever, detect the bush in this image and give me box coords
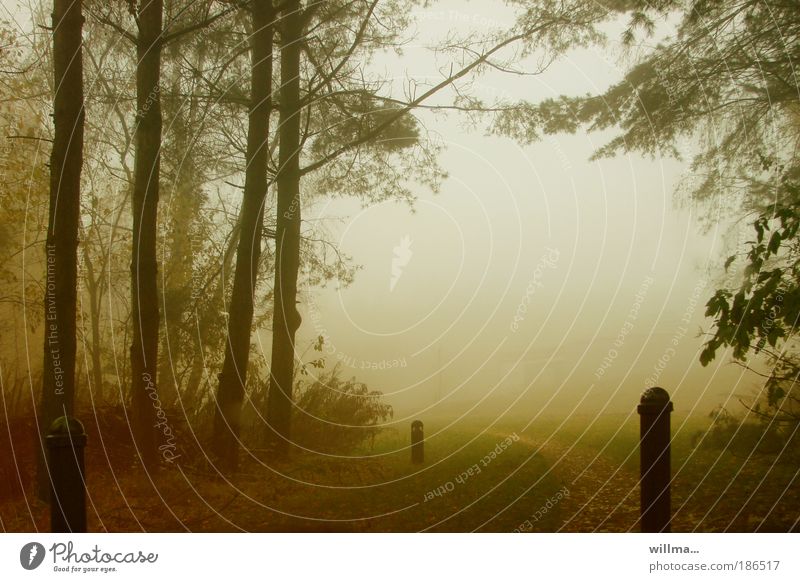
[292,364,392,453]
[692,405,789,457]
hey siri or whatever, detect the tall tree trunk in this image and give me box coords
[185,335,204,412]
[213,0,274,471]
[37,0,85,500]
[83,243,104,402]
[266,0,302,457]
[131,0,163,469]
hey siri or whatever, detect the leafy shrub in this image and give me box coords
[692,405,789,457]
[292,364,393,453]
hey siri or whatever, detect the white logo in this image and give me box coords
[20,542,45,570]
[390,235,413,292]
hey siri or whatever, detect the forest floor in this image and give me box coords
[1,408,798,532]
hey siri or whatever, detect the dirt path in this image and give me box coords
[516,434,641,532]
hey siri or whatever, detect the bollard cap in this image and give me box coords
[637,387,674,414]
[45,416,87,448]
[640,386,670,404]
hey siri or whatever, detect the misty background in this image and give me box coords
[240,1,750,421]
[0,0,751,426]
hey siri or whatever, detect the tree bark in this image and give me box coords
[37,0,85,500]
[266,0,303,457]
[131,0,163,470]
[83,242,104,402]
[213,0,274,471]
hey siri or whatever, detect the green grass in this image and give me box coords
[3,412,796,532]
[256,425,564,532]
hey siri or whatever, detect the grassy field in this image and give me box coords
[1,414,563,532]
[512,413,800,532]
[1,409,797,532]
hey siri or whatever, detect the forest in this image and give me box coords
[0,0,798,532]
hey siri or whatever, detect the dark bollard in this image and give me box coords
[411,420,424,464]
[45,416,87,533]
[637,387,673,533]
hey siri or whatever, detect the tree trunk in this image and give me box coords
[185,338,204,413]
[131,0,163,470]
[83,243,104,402]
[213,0,274,472]
[37,0,85,500]
[266,0,303,457]
[157,71,198,410]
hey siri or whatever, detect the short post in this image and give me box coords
[637,387,673,533]
[45,416,87,533]
[411,420,424,464]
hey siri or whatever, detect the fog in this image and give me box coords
[253,2,749,423]
[1,0,752,424]
[5,0,799,538]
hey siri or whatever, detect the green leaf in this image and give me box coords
[767,231,782,254]
[699,344,715,366]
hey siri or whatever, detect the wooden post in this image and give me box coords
[411,420,424,464]
[637,387,673,533]
[46,416,87,532]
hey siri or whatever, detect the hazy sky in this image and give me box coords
[264,1,753,423]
